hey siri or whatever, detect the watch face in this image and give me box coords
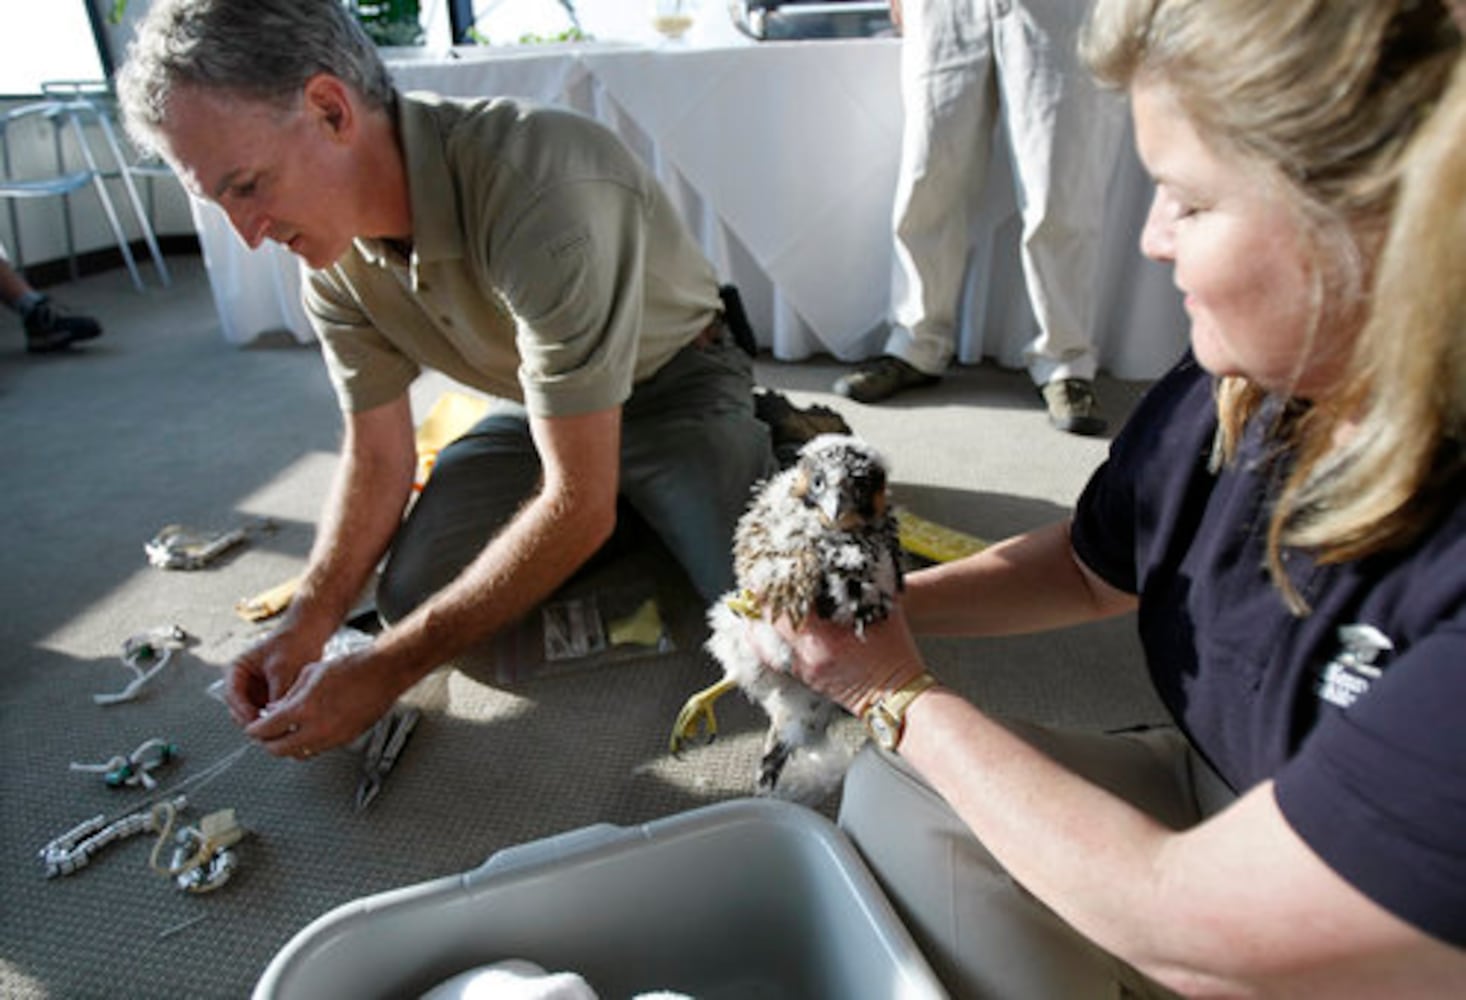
[866,707,899,750]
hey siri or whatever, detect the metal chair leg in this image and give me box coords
[63,108,144,291]
[92,107,172,287]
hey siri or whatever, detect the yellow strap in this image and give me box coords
[896,507,987,563]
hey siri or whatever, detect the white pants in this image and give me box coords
[886,0,1123,386]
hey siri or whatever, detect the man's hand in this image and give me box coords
[242,644,400,759]
[226,395,416,757]
[224,623,330,727]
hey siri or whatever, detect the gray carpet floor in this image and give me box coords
[0,256,1169,998]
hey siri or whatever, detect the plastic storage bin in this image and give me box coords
[255,797,947,999]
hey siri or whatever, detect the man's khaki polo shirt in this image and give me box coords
[305,92,723,418]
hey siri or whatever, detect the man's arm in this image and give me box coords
[369,404,621,677]
[297,397,421,636]
[247,404,623,756]
[225,396,417,725]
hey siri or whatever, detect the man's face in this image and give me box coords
[158,84,359,269]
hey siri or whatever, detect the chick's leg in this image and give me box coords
[669,676,738,754]
[672,599,772,754]
[759,730,793,793]
[755,677,835,794]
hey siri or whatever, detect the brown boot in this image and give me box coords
[832,355,940,403]
[754,388,853,467]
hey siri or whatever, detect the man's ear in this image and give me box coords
[302,73,354,141]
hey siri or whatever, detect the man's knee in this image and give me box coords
[374,546,428,626]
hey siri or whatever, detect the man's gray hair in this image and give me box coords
[117,0,395,152]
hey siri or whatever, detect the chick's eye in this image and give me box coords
[810,471,825,492]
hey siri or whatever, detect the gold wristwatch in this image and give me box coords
[862,673,938,751]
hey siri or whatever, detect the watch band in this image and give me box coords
[862,672,938,752]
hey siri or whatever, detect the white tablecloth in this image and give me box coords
[194,39,1186,379]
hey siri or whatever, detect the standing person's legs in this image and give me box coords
[997,0,1123,392]
[885,0,998,377]
[840,722,1233,998]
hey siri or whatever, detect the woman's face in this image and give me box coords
[1132,81,1352,397]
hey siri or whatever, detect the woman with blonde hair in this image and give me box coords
[776,1,1466,995]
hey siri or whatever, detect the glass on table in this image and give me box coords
[650,0,698,41]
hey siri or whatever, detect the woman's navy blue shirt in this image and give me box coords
[1071,354,1466,947]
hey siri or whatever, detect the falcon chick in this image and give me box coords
[669,434,903,796]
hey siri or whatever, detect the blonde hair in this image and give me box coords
[1083,0,1463,611]
[1309,60,1466,548]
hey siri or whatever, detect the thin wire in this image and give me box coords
[91,742,252,832]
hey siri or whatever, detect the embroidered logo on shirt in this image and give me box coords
[1315,623,1395,708]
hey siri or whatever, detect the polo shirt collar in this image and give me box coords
[355,92,464,269]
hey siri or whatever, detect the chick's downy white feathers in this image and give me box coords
[700,434,903,797]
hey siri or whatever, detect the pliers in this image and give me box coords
[355,706,420,811]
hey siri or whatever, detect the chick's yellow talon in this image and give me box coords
[668,677,739,754]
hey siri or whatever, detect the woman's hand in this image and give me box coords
[771,604,930,717]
